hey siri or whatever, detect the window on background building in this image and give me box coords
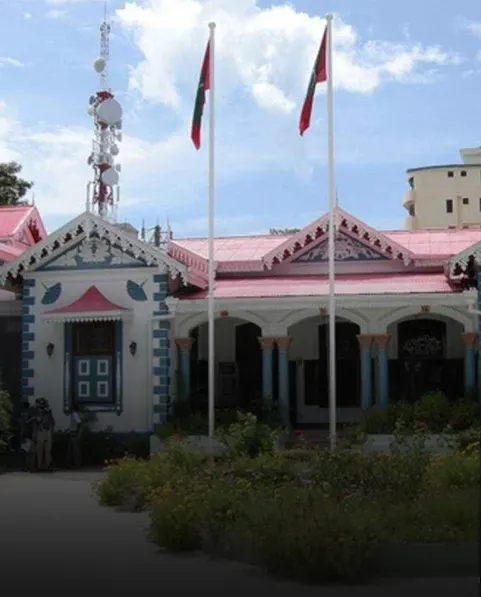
[463,197,469,205]
[446,199,453,213]
[408,205,415,216]
[447,171,454,178]
[408,177,414,189]
[479,198,481,211]
[461,170,467,177]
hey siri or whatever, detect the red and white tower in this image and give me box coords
[86,7,122,221]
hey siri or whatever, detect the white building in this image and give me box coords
[0,201,480,442]
[404,147,481,230]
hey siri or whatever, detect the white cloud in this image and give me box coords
[46,9,67,18]
[460,18,481,37]
[117,0,460,111]
[0,57,25,68]
[23,12,33,19]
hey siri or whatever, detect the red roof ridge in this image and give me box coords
[173,232,292,241]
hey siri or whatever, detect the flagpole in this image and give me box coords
[207,22,216,438]
[326,13,337,450]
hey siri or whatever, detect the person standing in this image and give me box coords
[19,401,34,471]
[35,398,55,471]
[67,403,82,468]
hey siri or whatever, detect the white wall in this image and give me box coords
[29,268,160,433]
[404,165,481,229]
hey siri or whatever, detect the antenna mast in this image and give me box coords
[86,4,123,221]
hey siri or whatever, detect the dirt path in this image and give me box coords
[0,471,477,596]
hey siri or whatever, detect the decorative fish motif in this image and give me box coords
[41,282,62,305]
[126,279,148,302]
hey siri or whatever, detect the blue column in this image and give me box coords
[462,333,476,396]
[176,338,193,401]
[357,335,373,410]
[375,334,391,409]
[258,337,274,402]
[277,337,291,424]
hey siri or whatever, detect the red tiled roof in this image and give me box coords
[172,234,291,261]
[385,229,481,257]
[178,273,454,300]
[45,286,127,314]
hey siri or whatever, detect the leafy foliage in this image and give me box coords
[0,162,33,206]
[0,387,13,453]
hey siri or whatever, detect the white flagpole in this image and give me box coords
[207,22,216,438]
[326,13,337,450]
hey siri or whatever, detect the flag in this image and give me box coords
[191,40,211,150]
[299,26,328,136]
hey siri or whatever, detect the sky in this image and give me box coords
[0,0,480,238]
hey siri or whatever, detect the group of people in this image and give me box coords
[19,398,83,471]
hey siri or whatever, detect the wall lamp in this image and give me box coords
[46,342,55,358]
[129,341,137,357]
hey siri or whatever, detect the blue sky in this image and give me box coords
[0,0,480,237]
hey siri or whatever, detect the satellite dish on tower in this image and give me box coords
[94,57,106,73]
[110,145,119,156]
[101,167,119,186]
[97,98,123,125]
[87,106,95,116]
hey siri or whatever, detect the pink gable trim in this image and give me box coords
[261,207,414,268]
[45,286,127,315]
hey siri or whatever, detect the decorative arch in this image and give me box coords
[378,306,474,333]
[178,310,268,337]
[281,307,369,332]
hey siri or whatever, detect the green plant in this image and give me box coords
[448,399,480,431]
[217,411,279,458]
[0,387,13,453]
[413,391,451,432]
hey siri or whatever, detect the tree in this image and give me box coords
[269,228,300,235]
[0,162,33,206]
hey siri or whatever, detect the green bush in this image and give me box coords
[448,399,481,431]
[232,486,384,583]
[430,453,480,488]
[217,411,279,458]
[413,392,451,432]
[0,387,12,453]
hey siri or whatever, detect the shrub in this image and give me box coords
[448,399,481,431]
[429,453,480,488]
[217,411,279,458]
[0,387,13,453]
[413,392,451,432]
[238,486,384,583]
[96,457,151,511]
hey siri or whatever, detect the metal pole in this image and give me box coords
[207,22,216,438]
[326,14,337,450]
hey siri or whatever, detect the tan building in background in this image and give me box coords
[404,147,481,230]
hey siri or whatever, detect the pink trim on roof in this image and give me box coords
[45,286,127,314]
[178,273,456,300]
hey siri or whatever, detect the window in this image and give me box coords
[447,171,454,178]
[479,198,481,211]
[408,176,414,189]
[446,199,453,213]
[463,197,469,205]
[461,170,467,177]
[73,321,115,355]
[408,205,415,216]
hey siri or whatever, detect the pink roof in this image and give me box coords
[45,286,127,314]
[0,242,25,261]
[0,205,36,237]
[179,273,454,299]
[173,234,291,261]
[385,229,481,257]
[173,228,481,263]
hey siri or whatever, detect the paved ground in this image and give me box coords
[0,471,478,596]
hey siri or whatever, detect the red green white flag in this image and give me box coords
[299,26,328,136]
[191,40,211,150]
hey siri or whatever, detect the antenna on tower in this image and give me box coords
[141,219,146,241]
[86,3,123,222]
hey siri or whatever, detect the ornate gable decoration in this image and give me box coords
[262,207,413,269]
[0,212,187,285]
[447,241,481,280]
[293,231,388,262]
[40,237,148,270]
